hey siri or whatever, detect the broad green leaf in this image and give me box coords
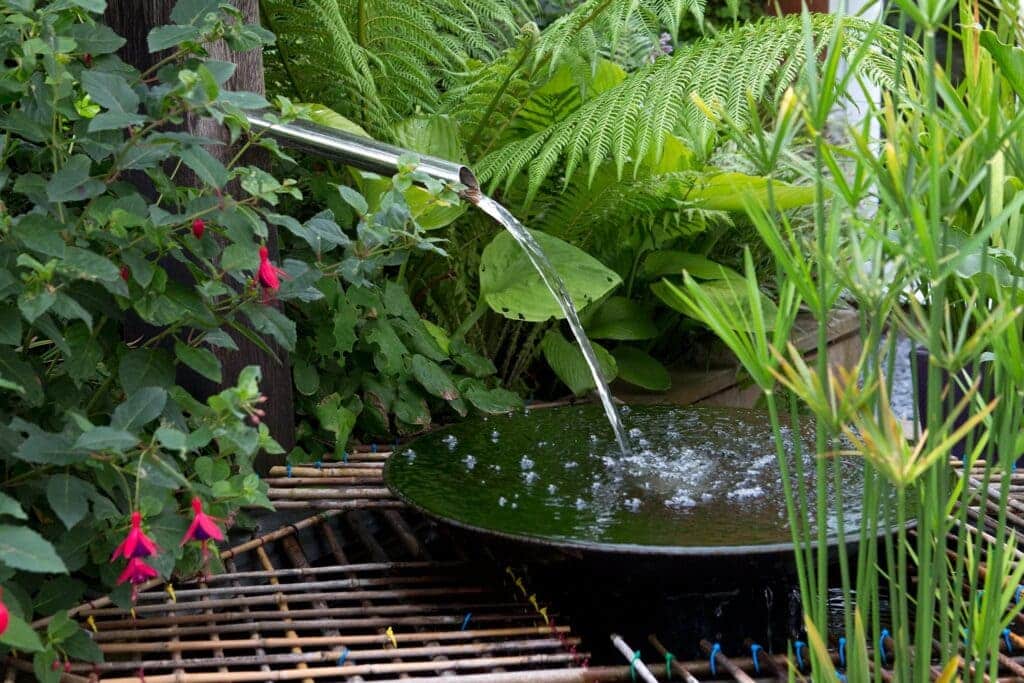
[174,342,223,383]
[422,320,451,355]
[394,383,431,427]
[315,394,357,446]
[221,243,259,272]
[365,319,407,375]
[979,29,1024,97]
[584,296,657,340]
[540,330,617,395]
[67,24,125,54]
[0,351,42,406]
[641,251,744,281]
[0,525,67,573]
[480,229,621,322]
[243,304,297,351]
[0,491,26,520]
[687,172,815,211]
[111,386,168,431]
[293,210,349,253]
[33,577,86,617]
[0,611,44,652]
[460,380,523,413]
[332,294,358,356]
[338,186,368,215]
[80,71,139,115]
[178,146,228,189]
[0,307,23,345]
[450,339,496,378]
[155,426,187,452]
[74,426,139,452]
[17,290,55,324]
[45,155,106,203]
[411,354,459,400]
[300,103,371,138]
[119,348,175,395]
[14,432,86,465]
[612,346,671,391]
[147,25,201,51]
[392,114,466,164]
[293,358,320,396]
[61,630,103,663]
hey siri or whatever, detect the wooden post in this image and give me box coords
[106,0,295,469]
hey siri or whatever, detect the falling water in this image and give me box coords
[469,192,631,456]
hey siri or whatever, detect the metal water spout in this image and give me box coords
[244,111,479,193]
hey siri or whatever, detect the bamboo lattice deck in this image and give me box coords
[6,453,1024,681]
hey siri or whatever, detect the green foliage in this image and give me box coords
[0,0,337,651]
[284,171,521,457]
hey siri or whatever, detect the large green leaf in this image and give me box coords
[686,172,815,211]
[540,330,617,396]
[46,474,94,530]
[641,251,744,281]
[612,346,671,391]
[0,611,44,652]
[652,277,777,331]
[410,354,459,401]
[979,29,1024,97]
[0,525,67,574]
[584,296,657,340]
[480,230,621,322]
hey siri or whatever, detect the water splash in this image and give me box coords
[468,192,631,456]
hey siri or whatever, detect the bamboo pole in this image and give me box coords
[700,639,756,683]
[97,625,571,654]
[94,653,578,683]
[647,634,699,683]
[265,487,393,499]
[225,557,271,682]
[271,500,405,510]
[256,545,312,683]
[74,637,578,674]
[609,634,658,683]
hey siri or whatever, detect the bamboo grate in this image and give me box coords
[7,453,1024,681]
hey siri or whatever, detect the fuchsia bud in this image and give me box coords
[120,265,131,282]
[191,218,205,239]
[256,246,287,302]
[180,497,226,564]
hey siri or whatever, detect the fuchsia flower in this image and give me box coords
[256,245,287,302]
[0,588,9,637]
[120,265,131,282]
[180,497,225,562]
[111,511,158,560]
[191,218,205,239]
[117,557,159,601]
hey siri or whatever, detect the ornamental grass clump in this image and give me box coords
[664,0,1024,678]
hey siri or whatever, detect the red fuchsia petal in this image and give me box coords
[194,516,225,542]
[0,590,8,637]
[120,265,131,282]
[191,218,205,239]
[117,558,158,586]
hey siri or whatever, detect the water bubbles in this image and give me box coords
[491,430,500,443]
[442,435,459,451]
[564,461,578,469]
[624,497,641,511]
[491,464,502,472]
[727,485,765,501]
[404,449,416,461]
[547,484,557,494]
[463,455,477,470]
[511,502,518,509]
[665,492,697,509]
[628,427,643,439]
[498,496,508,507]
[520,455,534,470]
[574,498,587,510]
[523,471,539,485]
[589,434,599,444]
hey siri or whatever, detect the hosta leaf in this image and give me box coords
[686,172,815,211]
[641,251,744,281]
[651,278,776,331]
[540,330,616,396]
[480,229,621,322]
[463,383,522,414]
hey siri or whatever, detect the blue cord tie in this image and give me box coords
[315,460,322,470]
[709,643,721,676]
[977,589,984,605]
[286,463,292,478]
[461,613,472,631]
[1004,628,1013,652]
[337,647,349,666]
[838,637,846,668]
[664,652,674,680]
[963,627,970,647]
[1017,585,1023,604]
[795,641,806,669]
[629,650,642,682]
[837,674,847,682]
[371,444,377,453]
[750,644,762,674]
[879,628,890,665]
[343,451,348,463]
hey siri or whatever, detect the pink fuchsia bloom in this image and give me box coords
[191,218,205,239]
[180,497,225,561]
[0,588,9,637]
[111,511,159,561]
[117,557,159,601]
[256,246,287,302]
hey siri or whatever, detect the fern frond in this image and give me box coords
[260,0,533,136]
[475,14,915,198]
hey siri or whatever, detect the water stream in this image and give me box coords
[469,193,631,456]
